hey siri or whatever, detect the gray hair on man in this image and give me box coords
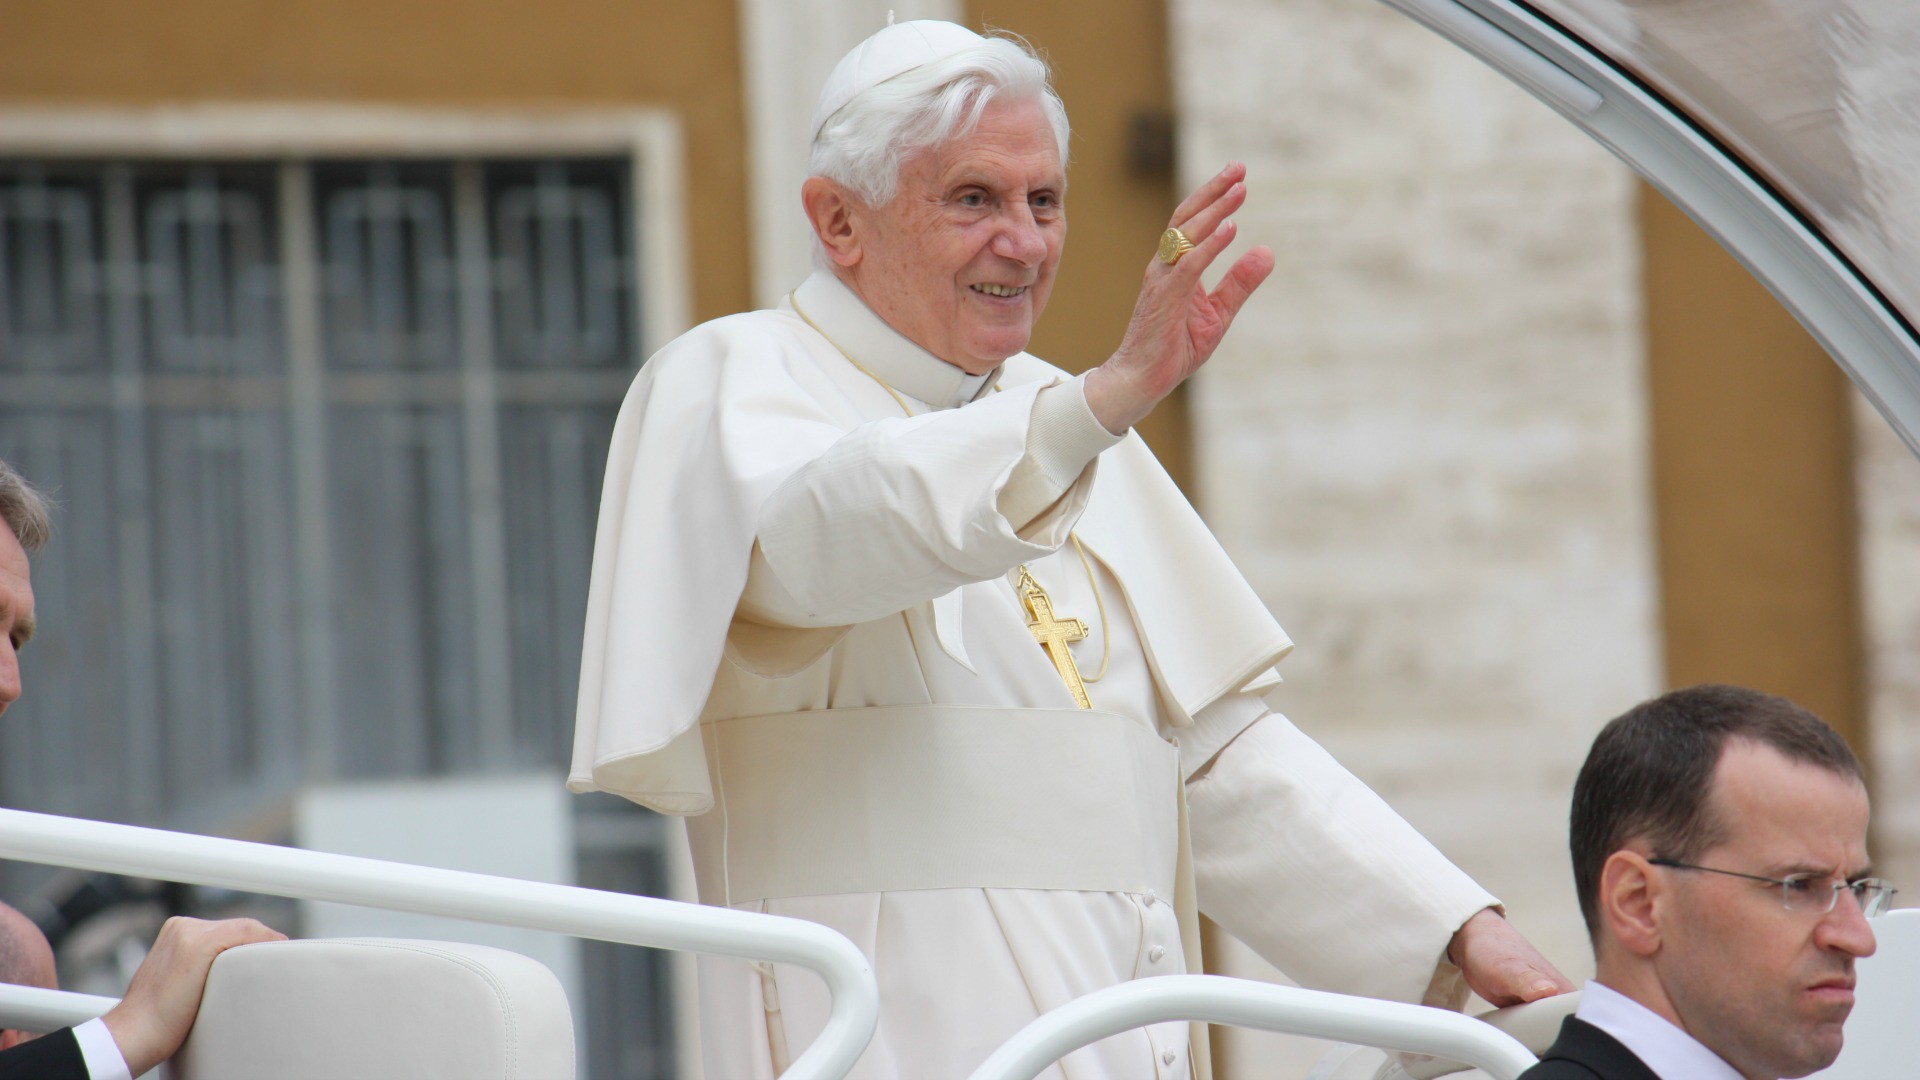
[0,459,50,552]
[808,33,1071,210]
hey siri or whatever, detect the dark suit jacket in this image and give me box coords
[1517,1016,1663,1080]
[0,1027,91,1079]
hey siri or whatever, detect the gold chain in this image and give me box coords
[791,293,916,416]
[790,289,1112,678]
[1070,534,1112,683]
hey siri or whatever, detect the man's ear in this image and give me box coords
[1600,849,1665,958]
[802,177,863,268]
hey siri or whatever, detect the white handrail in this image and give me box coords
[0,807,878,1079]
[966,975,1539,1080]
[0,983,118,1031]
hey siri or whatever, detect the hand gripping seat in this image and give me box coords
[171,938,575,1080]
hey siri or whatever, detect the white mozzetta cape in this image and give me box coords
[570,272,1496,1078]
[570,272,1294,812]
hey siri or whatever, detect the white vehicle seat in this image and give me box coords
[171,937,575,1080]
[1809,906,1920,1078]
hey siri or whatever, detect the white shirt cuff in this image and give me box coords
[1027,373,1125,491]
[999,375,1126,530]
[74,1016,135,1080]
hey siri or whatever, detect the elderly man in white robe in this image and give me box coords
[571,20,1571,1079]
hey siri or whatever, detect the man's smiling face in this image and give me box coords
[844,95,1066,375]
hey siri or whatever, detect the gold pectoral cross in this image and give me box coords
[1016,565,1093,709]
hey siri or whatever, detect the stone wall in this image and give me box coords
[1167,0,1660,1069]
[1857,401,1920,895]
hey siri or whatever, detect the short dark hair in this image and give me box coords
[1571,684,1862,941]
[0,458,51,552]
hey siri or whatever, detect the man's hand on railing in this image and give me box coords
[101,916,285,1076]
[1446,908,1575,1008]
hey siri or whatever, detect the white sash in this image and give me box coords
[686,705,1181,905]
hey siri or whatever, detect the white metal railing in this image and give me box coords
[0,982,118,1031]
[966,975,1540,1080]
[0,807,878,1079]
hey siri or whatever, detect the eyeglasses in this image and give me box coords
[1650,858,1898,918]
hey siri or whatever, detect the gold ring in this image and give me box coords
[1158,227,1194,265]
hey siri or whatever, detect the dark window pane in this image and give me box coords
[314,161,459,371]
[137,164,282,374]
[501,403,617,763]
[0,166,107,373]
[326,404,478,777]
[488,159,632,370]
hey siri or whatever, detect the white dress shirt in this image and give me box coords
[1577,979,1744,1080]
[72,1016,133,1080]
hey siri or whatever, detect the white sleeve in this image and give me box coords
[73,1017,135,1080]
[999,374,1124,529]
[1185,710,1498,1005]
[739,375,1120,628]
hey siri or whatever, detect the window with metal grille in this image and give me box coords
[0,157,636,803]
[0,150,678,1078]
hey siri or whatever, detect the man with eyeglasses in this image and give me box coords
[0,459,284,1079]
[1520,684,1895,1080]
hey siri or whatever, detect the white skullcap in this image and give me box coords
[810,20,988,140]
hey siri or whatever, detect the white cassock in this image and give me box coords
[570,271,1498,1079]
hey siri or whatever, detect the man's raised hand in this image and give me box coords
[1084,161,1276,435]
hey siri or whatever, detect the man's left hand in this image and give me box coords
[1446,907,1575,1007]
[103,916,286,1076]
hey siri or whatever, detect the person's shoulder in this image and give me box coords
[628,308,835,410]
[1518,1016,1657,1080]
[616,306,854,432]
[646,307,815,373]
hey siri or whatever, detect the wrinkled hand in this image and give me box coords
[1447,908,1575,1008]
[1084,161,1276,434]
[102,915,285,1076]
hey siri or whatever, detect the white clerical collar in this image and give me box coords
[790,271,1001,409]
[1576,980,1747,1080]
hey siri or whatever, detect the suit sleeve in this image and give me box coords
[0,1027,93,1080]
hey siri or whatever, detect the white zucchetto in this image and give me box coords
[809,19,988,139]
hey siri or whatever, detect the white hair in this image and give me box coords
[809,33,1071,209]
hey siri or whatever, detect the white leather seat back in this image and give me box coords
[172,938,575,1080]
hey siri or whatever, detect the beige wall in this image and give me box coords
[1167,0,1659,1072]
[1858,400,1920,896]
[1641,184,1866,749]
